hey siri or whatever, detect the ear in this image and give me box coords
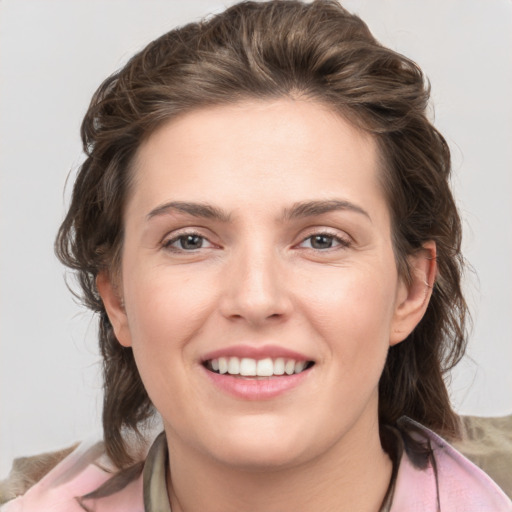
[389,241,437,346]
[96,271,133,347]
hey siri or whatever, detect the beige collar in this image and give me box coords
[143,432,172,512]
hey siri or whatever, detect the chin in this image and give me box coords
[200,416,321,471]
[212,440,307,472]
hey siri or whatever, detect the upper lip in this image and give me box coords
[201,344,313,363]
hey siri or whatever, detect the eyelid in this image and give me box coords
[161,228,218,251]
[296,228,352,250]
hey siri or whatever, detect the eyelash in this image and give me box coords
[297,232,351,251]
[162,231,213,252]
[162,230,351,253]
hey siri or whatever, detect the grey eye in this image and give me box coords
[178,234,204,250]
[163,232,215,253]
[309,235,335,249]
[299,233,350,251]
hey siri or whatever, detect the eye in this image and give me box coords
[299,233,350,250]
[163,233,213,251]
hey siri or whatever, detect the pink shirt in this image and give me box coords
[2,421,510,511]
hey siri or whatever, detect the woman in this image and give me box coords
[2,1,510,510]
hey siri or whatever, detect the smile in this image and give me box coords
[204,357,314,377]
[200,345,316,399]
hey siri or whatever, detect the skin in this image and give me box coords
[98,98,436,512]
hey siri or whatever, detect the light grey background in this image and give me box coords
[1,0,511,478]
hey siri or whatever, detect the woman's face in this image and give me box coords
[99,98,432,470]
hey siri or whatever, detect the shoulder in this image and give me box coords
[0,437,144,512]
[391,418,512,512]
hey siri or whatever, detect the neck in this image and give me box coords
[165,417,392,512]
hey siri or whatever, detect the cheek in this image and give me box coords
[123,265,219,356]
[300,263,398,361]
[121,266,221,416]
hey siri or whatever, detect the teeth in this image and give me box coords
[240,358,256,376]
[273,358,285,375]
[218,357,228,374]
[228,357,240,374]
[285,359,295,375]
[207,357,311,377]
[256,358,274,377]
[294,361,306,373]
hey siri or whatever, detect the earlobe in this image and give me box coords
[389,241,437,346]
[96,272,133,347]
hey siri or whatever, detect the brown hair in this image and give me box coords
[56,0,468,468]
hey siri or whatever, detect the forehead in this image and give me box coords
[128,98,386,221]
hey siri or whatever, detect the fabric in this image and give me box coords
[392,417,511,511]
[1,419,511,512]
[452,415,512,499]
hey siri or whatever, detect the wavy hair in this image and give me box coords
[56,0,468,468]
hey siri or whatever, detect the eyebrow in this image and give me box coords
[147,201,232,222]
[146,199,370,223]
[283,199,371,222]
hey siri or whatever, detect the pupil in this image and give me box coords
[312,235,332,249]
[181,235,202,250]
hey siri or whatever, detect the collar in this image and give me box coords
[143,432,172,512]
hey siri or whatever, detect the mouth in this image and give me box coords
[203,357,315,378]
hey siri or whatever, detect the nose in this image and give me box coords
[219,245,293,327]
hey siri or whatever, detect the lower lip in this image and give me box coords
[202,366,313,400]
